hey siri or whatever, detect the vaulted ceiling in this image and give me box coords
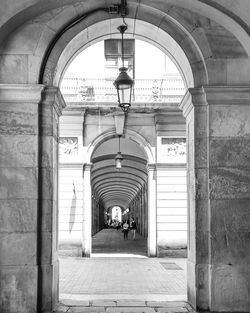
[91,137,147,209]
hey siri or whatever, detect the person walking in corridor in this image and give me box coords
[130,217,137,240]
[122,220,129,240]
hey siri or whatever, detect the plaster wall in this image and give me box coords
[58,166,83,256]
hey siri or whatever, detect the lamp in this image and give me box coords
[113,25,134,113]
[115,135,123,169]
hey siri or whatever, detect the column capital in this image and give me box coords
[179,87,207,118]
[42,86,66,116]
[0,83,44,103]
[147,163,156,172]
[83,163,93,172]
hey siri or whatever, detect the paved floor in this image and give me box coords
[57,229,189,313]
[92,228,147,256]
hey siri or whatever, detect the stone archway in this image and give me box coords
[84,129,155,257]
[1,2,250,313]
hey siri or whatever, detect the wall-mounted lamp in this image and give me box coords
[115,135,123,169]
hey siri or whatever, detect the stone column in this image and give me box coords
[147,164,157,256]
[180,86,250,312]
[82,163,92,257]
[0,85,65,313]
[180,88,210,311]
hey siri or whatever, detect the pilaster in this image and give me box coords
[82,163,93,257]
[147,163,157,257]
[0,84,45,313]
[204,86,250,312]
[180,86,250,312]
[37,86,65,312]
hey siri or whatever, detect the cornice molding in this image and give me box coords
[43,87,66,116]
[147,163,156,172]
[203,86,250,105]
[180,87,250,117]
[156,163,186,169]
[0,84,44,103]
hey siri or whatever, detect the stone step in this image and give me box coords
[55,300,195,313]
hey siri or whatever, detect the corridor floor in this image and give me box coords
[57,229,189,313]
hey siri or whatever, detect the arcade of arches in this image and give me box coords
[0,1,250,313]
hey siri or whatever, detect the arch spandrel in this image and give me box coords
[1,1,250,88]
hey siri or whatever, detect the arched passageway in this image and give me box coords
[90,136,148,255]
[1,1,250,313]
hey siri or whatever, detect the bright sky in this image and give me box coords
[66,40,180,79]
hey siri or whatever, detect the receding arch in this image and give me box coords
[86,128,155,165]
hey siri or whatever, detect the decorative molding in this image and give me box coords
[180,86,250,114]
[179,90,193,118]
[59,137,78,155]
[156,163,186,169]
[180,87,207,117]
[203,86,250,105]
[43,87,66,116]
[59,163,85,169]
[147,163,156,172]
[0,84,44,103]
[83,163,93,172]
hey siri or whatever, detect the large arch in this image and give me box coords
[1,1,250,87]
[1,1,250,313]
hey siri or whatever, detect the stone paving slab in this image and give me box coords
[106,307,155,313]
[147,301,188,307]
[92,300,117,307]
[116,301,147,307]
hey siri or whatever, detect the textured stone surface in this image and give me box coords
[210,264,250,312]
[209,167,250,199]
[210,230,250,264]
[41,136,58,168]
[0,135,38,167]
[0,199,37,232]
[39,262,59,312]
[0,103,38,135]
[40,167,55,200]
[0,54,29,84]
[210,137,250,167]
[210,199,250,232]
[187,261,210,311]
[210,105,250,137]
[194,137,208,168]
[0,167,38,199]
[0,265,37,313]
[0,232,37,265]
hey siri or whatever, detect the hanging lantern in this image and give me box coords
[115,135,123,169]
[113,25,134,113]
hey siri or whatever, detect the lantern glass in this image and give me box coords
[115,151,123,169]
[113,24,134,113]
